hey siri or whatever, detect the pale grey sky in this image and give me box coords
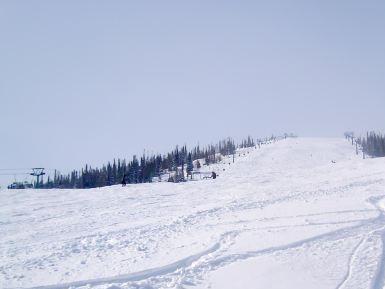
[1,0,384,186]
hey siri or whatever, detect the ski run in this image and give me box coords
[2,137,385,289]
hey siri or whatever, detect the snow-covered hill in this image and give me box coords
[2,138,385,289]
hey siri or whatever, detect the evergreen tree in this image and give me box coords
[186,152,194,179]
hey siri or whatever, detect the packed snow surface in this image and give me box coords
[2,138,385,289]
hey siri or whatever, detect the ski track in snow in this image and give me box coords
[334,197,385,289]
[18,206,385,289]
[2,138,385,289]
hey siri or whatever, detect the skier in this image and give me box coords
[211,171,217,179]
[121,175,127,187]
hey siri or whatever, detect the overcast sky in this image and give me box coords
[1,0,384,186]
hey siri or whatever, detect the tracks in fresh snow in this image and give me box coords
[372,230,385,289]
[333,196,385,289]
[334,236,366,289]
[7,183,385,289]
[128,195,385,289]
[18,197,385,289]
[21,239,221,289]
[21,231,237,289]
[370,197,385,289]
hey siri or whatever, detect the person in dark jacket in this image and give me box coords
[211,171,217,179]
[121,175,127,187]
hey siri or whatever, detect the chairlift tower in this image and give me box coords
[30,168,45,188]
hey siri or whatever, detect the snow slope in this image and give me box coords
[1,138,385,289]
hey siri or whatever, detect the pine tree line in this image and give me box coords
[238,136,255,149]
[41,136,256,189]
[355,131,385,158]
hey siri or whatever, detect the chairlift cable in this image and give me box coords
[0,173,30,176]
[0,168,31,171]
